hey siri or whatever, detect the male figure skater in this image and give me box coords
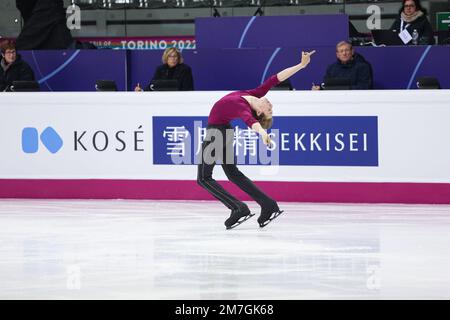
[197,51,315,229]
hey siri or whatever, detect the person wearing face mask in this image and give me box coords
[390,0,435,45]
[197,50,315,230]
[0,41,35,92]
[311,41,372,90]
[135,47,194,92]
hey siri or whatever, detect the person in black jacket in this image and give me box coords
[390,0,435,45]
[15,0,74,50]
[0,41,36,92]
[312,41,372,90]
[135,47,194,91]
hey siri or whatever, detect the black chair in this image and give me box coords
[95,80,118,91]
[10,81,40,92]
[322,78,352,90]
[149,79,179,91]
[416,77,441,89]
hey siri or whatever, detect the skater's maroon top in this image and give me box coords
[207,74,280,128]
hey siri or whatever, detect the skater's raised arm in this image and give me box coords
[245,50,315,98]
[276,50,315,82]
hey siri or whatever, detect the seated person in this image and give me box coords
[312,41,372,90]
[389,0,434,45]
[0,40,36,92]
[135,47,194,91]
[15,0,74,50]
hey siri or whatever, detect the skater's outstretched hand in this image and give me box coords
[299,50,316,68]
[276,49,316,82]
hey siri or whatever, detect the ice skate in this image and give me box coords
[225,207,254,230]
[258,205,284,228]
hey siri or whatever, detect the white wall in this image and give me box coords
[1,90,449,183]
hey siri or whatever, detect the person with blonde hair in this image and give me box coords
[135,47,194,91]
[197,50,315,230]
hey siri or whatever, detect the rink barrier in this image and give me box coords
[1,91,450,204]
[1,180,450,204]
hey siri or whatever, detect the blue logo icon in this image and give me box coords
[22,127,63,154]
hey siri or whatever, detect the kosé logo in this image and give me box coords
[22,127,63,154]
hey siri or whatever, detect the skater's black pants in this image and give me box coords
[197,124,276,212]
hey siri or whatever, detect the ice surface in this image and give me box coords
[1,199,449,299]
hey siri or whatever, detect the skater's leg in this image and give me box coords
[197,162,253,229]
[197,126,248,212]
[222,137,281,227]
[221,126,277,210]
[221,163,278,210]
[197,125,254,229]
[197,162,246,211]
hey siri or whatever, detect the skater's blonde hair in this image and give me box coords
[259,115,273,130]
